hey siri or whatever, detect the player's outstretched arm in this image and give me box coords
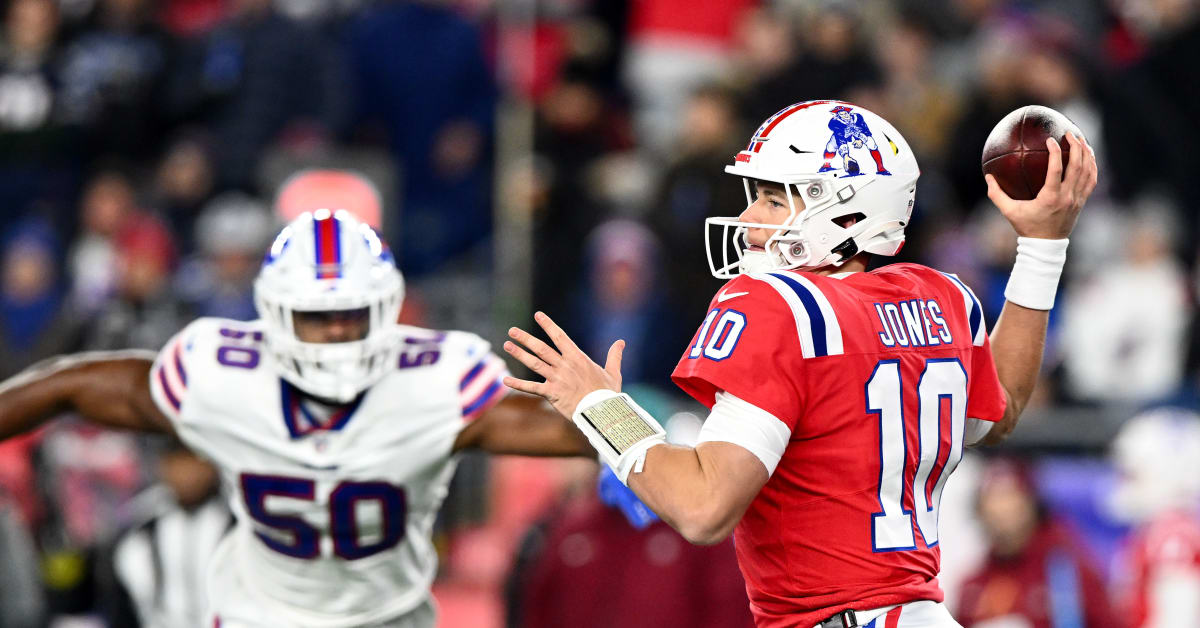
[0,351,173,441]
[451,391,594,456]
[503,313,768,544]
[979,134,1098,445]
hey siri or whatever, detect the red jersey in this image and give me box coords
[671,264,1007,627]
[1124,511,1200,627]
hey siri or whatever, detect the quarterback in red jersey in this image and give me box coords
[504,101,1098,627]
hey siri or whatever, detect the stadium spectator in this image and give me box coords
[1061,206,1190,404]
[622,0,754,152]
[530,63,628,319]
[68,168,140,314]
[956,458,1118,627]
[175,192,275,321]
[57,0,174,161]
[0,0,78,221]
[944,23,1031,214]
[151,131,217,249]
[873,16,962,163]
[158,0,227,38]
[572,220,677,386]
[84,213,188,351]
[167,0,344,189]
[648,84,745,325]
[506,474,753,628]
[0,218,82,380]
[344,0,495,276]
[730,6,802,126]
[36,419,148,619]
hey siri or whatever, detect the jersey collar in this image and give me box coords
[279,379,366,439]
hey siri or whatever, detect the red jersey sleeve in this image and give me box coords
[938,271,1007,423]
[670,276,806,430]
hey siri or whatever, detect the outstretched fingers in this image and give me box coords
[604,339,625,383]
[503,374,546,396]
[507,325,561,368]
[503,339,553,378]
[534,312,581,356]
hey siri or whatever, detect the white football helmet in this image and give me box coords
[708,100,920,277]
[254,210,404,402]
[1108,407,1200,524]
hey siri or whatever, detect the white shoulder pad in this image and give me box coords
[398,327,511,421]
[148,317,259,420]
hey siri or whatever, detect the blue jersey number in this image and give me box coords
[217,327,262,370]
[241,473,407,560]
[688,308,747,362]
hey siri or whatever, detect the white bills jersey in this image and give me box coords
[147,317,509,627]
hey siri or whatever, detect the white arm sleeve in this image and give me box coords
[698,392,791,477]
[964,417,995,446]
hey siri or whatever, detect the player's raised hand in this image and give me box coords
[502,312,625,419]
[985,133,1098,239]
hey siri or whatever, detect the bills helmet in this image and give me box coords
[1108,407,1200,523]
[254,210,404,402]
[708,101,919,277]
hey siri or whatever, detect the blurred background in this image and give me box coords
[0,0,1198,626]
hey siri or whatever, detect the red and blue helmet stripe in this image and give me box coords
[746,100,836,153]
[313,211,343,279]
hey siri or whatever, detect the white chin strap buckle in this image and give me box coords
[573,390,666,484]
[738,250,777,275]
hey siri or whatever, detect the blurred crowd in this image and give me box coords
[0,0,1199,626]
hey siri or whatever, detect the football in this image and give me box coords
[981,105,1084,201]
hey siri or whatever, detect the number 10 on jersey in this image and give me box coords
[866,358,967,552]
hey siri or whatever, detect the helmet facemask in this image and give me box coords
[708,100,920,279]
[254,212,405,403]
[706,175,886,278]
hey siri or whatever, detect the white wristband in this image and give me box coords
[573,389,666,484]
[1004,237,1068,310]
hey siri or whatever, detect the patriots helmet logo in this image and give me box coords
[819,105,892,177]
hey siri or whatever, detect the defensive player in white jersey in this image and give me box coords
[0,210,595,627]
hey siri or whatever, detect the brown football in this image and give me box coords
[981,105,1083,201]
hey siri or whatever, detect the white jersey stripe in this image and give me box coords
[939,272,986,346]
[749,272,844,358]
[788,273,844,356]
[750,273,817,358]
